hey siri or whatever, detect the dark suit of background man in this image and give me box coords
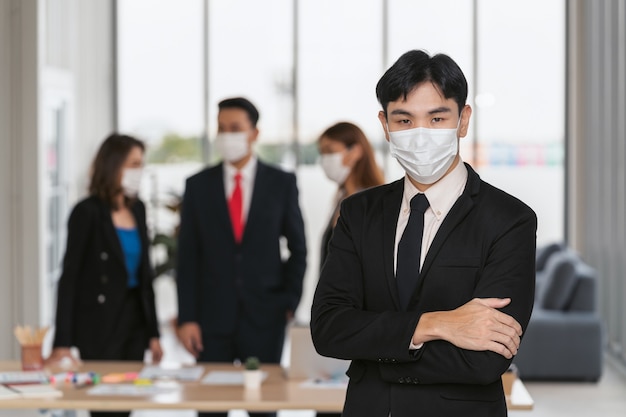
[177,97,307,417]
[311,50,537,417]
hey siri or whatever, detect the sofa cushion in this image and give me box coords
[536,242,564,271]
[538,252,578,310]
[567,261,597,311]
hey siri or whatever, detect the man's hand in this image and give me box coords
[413,298,523,359]
[177,322,203,358]
[149,338,163,363]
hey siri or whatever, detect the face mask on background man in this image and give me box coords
[388,124,459,184]
[121,167,143,197]
[215,132,250,162]
[319,152,351,185]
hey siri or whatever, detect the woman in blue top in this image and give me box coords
[47,133,162,417]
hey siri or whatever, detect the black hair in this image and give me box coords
[218,97,260,128]
[376,50,468,116]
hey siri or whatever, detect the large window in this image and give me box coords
[117,0,565,322]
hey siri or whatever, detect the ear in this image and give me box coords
[249,127,259,143]
[378,111,390,142]
[344,143,364,167]
[458,105,472,138]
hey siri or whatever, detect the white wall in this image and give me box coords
[0,0,115,360]
[0,0,42,360]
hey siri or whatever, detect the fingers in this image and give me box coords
[149,339,163,363]
[177,323,203,358]
[475,298,523,336]
[435,298,524,358]
[192,335,204,356]
[476,297,511,309]
[182,332,203,358]
[152,348,163,363]
[491,324,521,357]
[182,336,198,357]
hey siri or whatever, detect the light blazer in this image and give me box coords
[176,160,307,336]
[53,196,160,355]
[311,164,536,417]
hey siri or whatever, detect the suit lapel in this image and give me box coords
[207,164,236,244]
[383,179,404,309]
[101,202,125,266]
[417,165,480,288]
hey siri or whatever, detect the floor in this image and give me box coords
[3,275,626,417]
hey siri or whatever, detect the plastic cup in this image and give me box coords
[21,344,44,371]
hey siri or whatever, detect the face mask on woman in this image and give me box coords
[121,167,143,197]
[319,151,351,185]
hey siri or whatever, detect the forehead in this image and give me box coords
[318,136,347,149]
[387,82,459,115]
[217,108,251,125]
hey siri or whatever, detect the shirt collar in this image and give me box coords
[224,155,258,180]
[402,159,468,220]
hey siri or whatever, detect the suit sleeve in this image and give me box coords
[136,201,160,339]
[53,203,94,348]
[312,196,537,386]
[281,173,307,312]
[176,178,201,325]
[379,210,537,385]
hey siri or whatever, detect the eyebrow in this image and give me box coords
[389,106,453,117]
[428,106,453,115]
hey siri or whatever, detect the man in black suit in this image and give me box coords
[176,97,307,417]
[311,50,537,417]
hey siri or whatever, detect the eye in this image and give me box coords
[432,117,444,123]
[399,119,411,125]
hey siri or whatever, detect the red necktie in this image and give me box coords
[229,173,244,243]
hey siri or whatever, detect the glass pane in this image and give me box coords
[298,0,384,153]
[117,0,205,265]
[208,0,294,166]
[295,0,385,321]
[475,0,565,244]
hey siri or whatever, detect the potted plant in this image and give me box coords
[243,356,263,390]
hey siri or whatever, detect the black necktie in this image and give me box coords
[396,193,430,309]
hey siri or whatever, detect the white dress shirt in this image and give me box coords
[223,156,257,224]
[394,159,468,272]
[394,160,468,350]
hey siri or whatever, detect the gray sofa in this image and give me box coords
[513,246,604,381]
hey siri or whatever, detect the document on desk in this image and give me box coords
[138,365,205,381]
[4,384,63,398]
[0,385,21,400]
[201,371,268,385]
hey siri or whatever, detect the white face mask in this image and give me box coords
[388,124,459,184]
[215,132,250,163]
[121,167,143,197]
[319,152,351,185]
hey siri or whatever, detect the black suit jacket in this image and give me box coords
[176,160,307,337]
[53,196,160,355]
[311,164,536,417]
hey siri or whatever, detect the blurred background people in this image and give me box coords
[47,133,163,417]
[314,121,384,417]
[318,121,385,268]
[176,97,307,417]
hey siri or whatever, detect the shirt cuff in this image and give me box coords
[409,341,424,350]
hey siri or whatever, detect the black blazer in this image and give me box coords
[53,196,160,355]
[176,160,307,336]
[311,164,537,417]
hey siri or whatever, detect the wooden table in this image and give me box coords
[0,361,533,411]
